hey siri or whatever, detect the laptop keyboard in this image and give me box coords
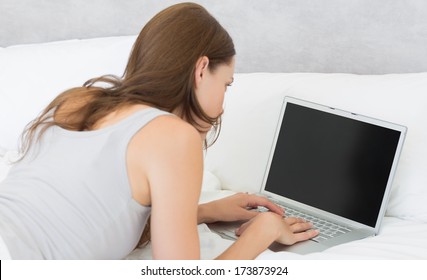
[258,204,352,242]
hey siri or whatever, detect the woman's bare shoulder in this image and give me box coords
[129,112,203,160]
[143,113,201,144]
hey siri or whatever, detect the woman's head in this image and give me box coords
[122,2,235,144]
[21,3,234,156]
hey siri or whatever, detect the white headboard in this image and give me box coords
[1,0,427,73]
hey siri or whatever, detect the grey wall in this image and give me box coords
[1,0,427,73]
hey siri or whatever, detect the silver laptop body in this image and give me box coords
[209,96,407,254]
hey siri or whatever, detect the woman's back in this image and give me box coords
[0,108,168,259]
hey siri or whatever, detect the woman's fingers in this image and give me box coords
[284,216,318,234]
[236,214,319,243]
[283,216,305,225]
[242,194,284,216]
[291,229,319,243]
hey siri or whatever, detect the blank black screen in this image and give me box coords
[265,103,401,227]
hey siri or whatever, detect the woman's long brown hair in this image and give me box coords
[19,3,235,247]
[20,2,235,156]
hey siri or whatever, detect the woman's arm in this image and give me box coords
[197,193,284,224]
[137,115,204,259]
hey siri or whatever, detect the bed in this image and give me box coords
[1,0,427,260]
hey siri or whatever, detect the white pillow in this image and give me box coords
[0,36,137,152]
[205,72,427,222]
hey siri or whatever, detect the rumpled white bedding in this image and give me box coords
[126,207,427,260]
[126,190,427,260]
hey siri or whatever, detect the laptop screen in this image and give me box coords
[264,101,402,227]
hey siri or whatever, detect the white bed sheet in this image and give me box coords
[126,213,427,260]
[126,191,427,260]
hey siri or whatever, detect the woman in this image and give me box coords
[0,3,317,259]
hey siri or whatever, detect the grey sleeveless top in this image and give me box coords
[0,108,168,259]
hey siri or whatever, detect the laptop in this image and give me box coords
[208,96,407,254]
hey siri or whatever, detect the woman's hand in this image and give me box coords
[215,212,319,259]
[235,212,319,245]
[198,193,284,224]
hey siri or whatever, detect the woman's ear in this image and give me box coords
[194,56,209,89]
